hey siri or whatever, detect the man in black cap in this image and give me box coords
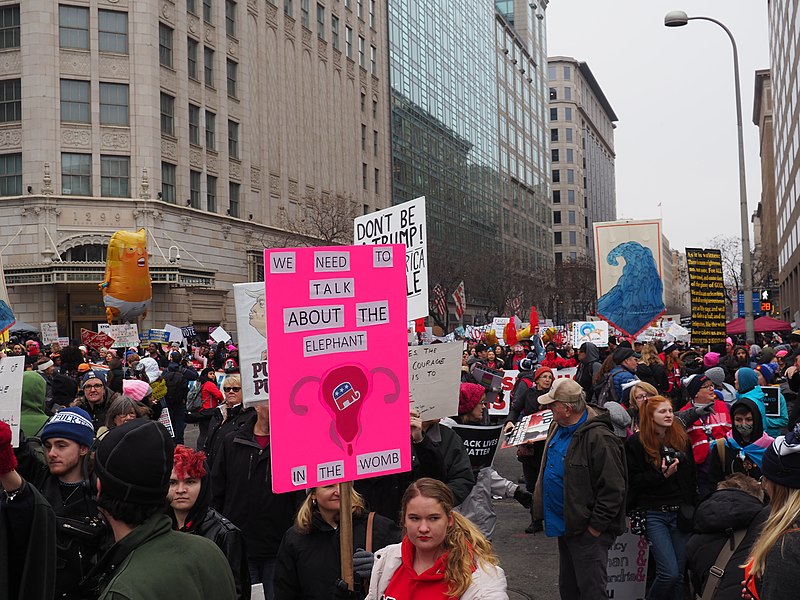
[609,347,639,402]
[86,419,236,599]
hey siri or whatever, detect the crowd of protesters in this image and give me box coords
[3,326,800,600]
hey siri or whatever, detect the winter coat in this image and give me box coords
[574,343,602,401]
[761,529,800,600]
[85,514,236,600]
[686,490,768,600]
[610,365,638,403]
[737,383,788,438]
[210,418,302,559]
[505,382,547,424]
[354,422,475,524]
[637,362,669,394]
[625,433,697,511]
[679,399,732,465]
[455,466,519,540]
[365,540,508,600]
[532,406,627,537]
[20,371,49,438]
[203,403,256,469]
[73,387,120,432]
[200,379,224,410]
[274,510,401,600]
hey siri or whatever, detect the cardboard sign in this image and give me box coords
[148,328,170,343]
[488,367,576,417]
[164,324,184,344]
[81,328,115,351]
[57,336,70,348]
[491,317,510,344]
[210,325,231,344]
[40,322,59,345]
[234,282,269,404]
[571,321,609,348]
[353,196,428,320]
[181,325,196,338]
[762,386,781,417]
[158,407,175,437]
[264,245,410,493]
[408,342,462,421]
[0,356,25,446]
[502,410,553,448]
[451,424,504,470]
[98,323,140,348]
[606,531,649,600]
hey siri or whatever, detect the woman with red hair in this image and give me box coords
[168,445,250,599]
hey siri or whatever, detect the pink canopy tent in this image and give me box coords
[726,315,791,334]
[726,318,745,335]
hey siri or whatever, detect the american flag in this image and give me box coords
[452,281,466,320]
[431,283,448,317]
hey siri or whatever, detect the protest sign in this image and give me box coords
[0,355,25,446]
[502,410,553,448]
[408,341,462,421]
[98,323,139,348]
[488,367,576,417]
[164,324,184,344]
[181,325,196,338]
[685,248,726,345]
[234,282,269,404]
[491,317,510,344]
[158,407,175,437]
[762,386,781,417]
[571,321,608,348]
[148,328,170,343]
[41,322,59,345]
[264,244,409,493]
[353,196,428,320]
[210,325,231,344]
[81,328,115,351]
[57,336,70,347]
[606,531,648,600]
[450,424,504,470]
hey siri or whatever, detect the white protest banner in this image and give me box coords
[41,322,59,345]
[571,321,609,348]
[233,282,269,404]
[491,317,510,344]
[0,356,25,446]
[606,531,648,600]
[354,196,428,320]
[163,324,184,344]
[450,424,504,470]
[210,325,231,344]
[488,367,576,417]
[408,341,462,421]
[98,324,140,348]
[158,407,175,437]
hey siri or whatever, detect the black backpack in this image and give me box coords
[163,368,189,408]
[593,371,618,407]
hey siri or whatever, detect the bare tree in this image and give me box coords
[277,192,359,246]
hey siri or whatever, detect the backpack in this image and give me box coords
[163,368,189,408]
[186,380,203,412]
[593,371,618,407]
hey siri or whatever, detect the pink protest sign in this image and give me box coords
[264,244,410,493]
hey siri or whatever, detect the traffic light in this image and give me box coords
[761,301,773,313]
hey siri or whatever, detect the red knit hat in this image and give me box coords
[458,382,485,415]
[534,366,553,381]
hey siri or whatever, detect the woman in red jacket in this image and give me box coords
[196,367,224,449]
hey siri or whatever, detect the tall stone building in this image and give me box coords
[548,56,617,265]
[0,0,391,339]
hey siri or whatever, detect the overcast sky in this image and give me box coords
[546,1,770,254]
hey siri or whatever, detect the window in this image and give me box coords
[316,3,324,39]
[189,104,200,144]
[61,153,91,195]
[374,168,379,193]
[550,128,558,142]
[345,0,351,10]
[207,175,217,212]
[345,26,352,59]
[552,169,560,183]
[555,252,562,265]
[101,155,130,197]
[160,93,175,135]
[358,35,365,67]
[99,10,128,53]
[552,190,561,203]
[564,107,572,120]
[548,65,556,79]
[226,59,238,97]
[369,0,375,27]
[568,210,576,225]
[550,107,557,121]
[551,149,559,162]
[203,0,212,23]
[372,99,377,118]
[553,211,561,224]
[0,153,21,196]
[373,130,378,155]
[205,110,216,149]
[357,0,363,18]
[569,231,577,245]
[0,6,20,50]
[301,0,309,28]
[228,120,239,158]
[549,87,556,100]
[284,0,292,16]
[554,232,562,245]
[60,79,90,123]
[570,252,577,261]
[564,86,572,100]
[567,169,574,184]
[188,0,197,15]
[0,79,20,123]
[360,124,366,151]
[61,244,106,262]
[161,162,176,203]
[229,182,240,217]
[59,5,89,50]
[159,23,173,67]
[360,92,365,111]
[370,45,376,75]
[204,47,215,86]
[565,127,573,142]
[332,15,339,50]
[362,162,367,189]
[99,83,129,126]
[225,0,236,36]
[563,65,571,80]
[566,148,574,162]
[188,38,199,79]
[190,170,202,208]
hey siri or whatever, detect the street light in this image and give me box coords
[664,10,755,343]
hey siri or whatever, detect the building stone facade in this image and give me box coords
[548,57,617,265]
[0,0,391,340]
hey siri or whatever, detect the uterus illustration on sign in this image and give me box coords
[289,363,400,455]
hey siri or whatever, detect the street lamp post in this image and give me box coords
[664,10,755,343]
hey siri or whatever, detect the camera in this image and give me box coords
[661,446,686,467]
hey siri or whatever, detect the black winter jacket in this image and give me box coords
[626,433,697,511]
[575,342,602,401]
[204,404,255,470]
[505,378,546,424]
[210,419,302,559]
[686,490,768,600]
[274,511,401,599]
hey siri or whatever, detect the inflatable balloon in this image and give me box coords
[99,228,152,323]
[504,317,518,347]
[485,330,498,346]
[516,325,531,340]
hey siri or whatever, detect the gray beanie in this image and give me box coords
[603,401,632,438]
[705,367,726,387]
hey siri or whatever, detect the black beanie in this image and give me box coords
[686,374,710,400]
[95,419,174,505]
[762,429,800,489]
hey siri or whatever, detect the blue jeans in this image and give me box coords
[645,510,690,600]
[249,557,276,600]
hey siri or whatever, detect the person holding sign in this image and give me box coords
[274,484,401,599]
[735,368,788,438]
[366,478,507,600]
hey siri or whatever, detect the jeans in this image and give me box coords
[170,404,186,445]
[557,529,615,600]
[519,442,545,493]
[249,557,276,600]
[645,510,690,600]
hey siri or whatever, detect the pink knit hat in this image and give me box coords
[123,379,151,402]
[703,352,720,368]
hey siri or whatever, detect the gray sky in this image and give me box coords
[546,1,770,254]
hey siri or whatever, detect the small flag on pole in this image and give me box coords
[0,254,15,336]
[452,281,466,320]
[431,283,448,317]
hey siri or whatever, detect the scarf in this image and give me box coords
[724,430,773,468]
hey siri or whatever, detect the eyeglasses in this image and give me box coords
[633,394,650,402]
[223,386,241,393]
[84,383,104,390]
[700,382,716,391]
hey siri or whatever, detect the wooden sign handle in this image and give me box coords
[339,481,354,590]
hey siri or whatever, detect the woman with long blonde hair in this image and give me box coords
[366,478,507,599]
[743,430,800,600]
